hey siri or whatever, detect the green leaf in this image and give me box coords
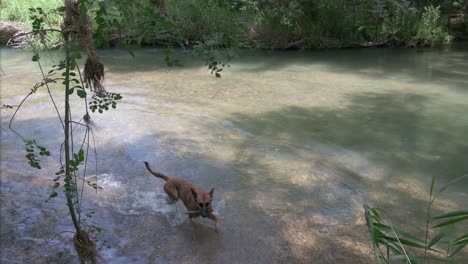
[452,234,468,244]
[436,174,468,196]
[49,191,58,198]
[429,175,435,197]
[32,54,40,61]
[78,149,84,162]
[433,216,468,228]
[386,241,402,255]
[449,244,466,258]
[72,52,82,59]
[427,231,445,248]
[374,223,426,243]
[453,237,468,246]
[77,89,87,98]
[390,254,452,262]
[433,210,468,219]
[380,235,429,250]
[67,88,74,95]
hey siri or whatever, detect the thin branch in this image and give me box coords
[47,230,76,243]
[11,29,66,39]
[70,121,88,127]
[37,61,65,130]
[59,141,64,167]
[74,63,90,116]
[90,128,99,181]
[8,89,33,143]
[27,33,64,129]
[79,128,91,212]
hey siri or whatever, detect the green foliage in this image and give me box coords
[69,149,85,172]
[27,5,63,50]
[1,1,63,50]
[246,0,409,48]
[415,5,452,46]
[89,0,176,48]
[192,39,235,77]
[167,0,252,47]
[354,0,420,46]
[3,0,457,50]
[24,139,50,169]
[236,0,453,48]
[7,1,125,261]
[1,105,16,110]
[89,92,123,113]
[0,0,62,23]
[365,174,468,263]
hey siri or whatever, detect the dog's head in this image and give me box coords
[191,188,214,218]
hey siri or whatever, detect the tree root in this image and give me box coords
[73,230,99,264]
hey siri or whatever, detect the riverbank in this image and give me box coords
[1,0,467,51]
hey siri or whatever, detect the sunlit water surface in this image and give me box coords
[1,46,467,263]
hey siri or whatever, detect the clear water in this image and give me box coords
[1,45,467,263]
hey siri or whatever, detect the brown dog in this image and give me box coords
[144,161,220,232]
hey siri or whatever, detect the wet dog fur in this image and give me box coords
[144,161,220,232]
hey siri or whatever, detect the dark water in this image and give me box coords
[1,45,467,263]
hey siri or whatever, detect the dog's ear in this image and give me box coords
[209,188,214,198]
[191,188,198,199]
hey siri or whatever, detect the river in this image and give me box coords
[1,45,467,263]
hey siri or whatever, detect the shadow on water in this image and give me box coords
[221,90,468,261]
[229,91,468,181]
[233,46,468,92]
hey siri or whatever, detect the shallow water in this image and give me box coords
[1,46,468,263]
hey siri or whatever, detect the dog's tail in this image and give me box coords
[144,161,169,182]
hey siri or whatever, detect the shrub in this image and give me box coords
[167,0,253,48]
[415,5,452,46]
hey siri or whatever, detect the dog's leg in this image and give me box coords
[163,182,179,204]
[208,213,220,233]
[165,197,176,204]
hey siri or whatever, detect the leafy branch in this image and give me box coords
[6,1,122,262]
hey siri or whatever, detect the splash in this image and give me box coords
[91,174,226,227]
